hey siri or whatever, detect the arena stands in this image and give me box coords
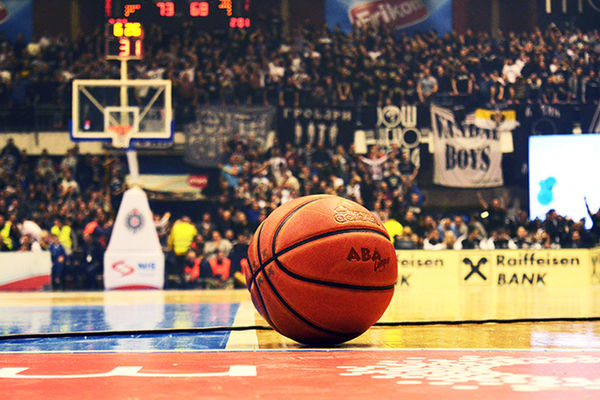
[0,20,598,130]
[0,20,599,289]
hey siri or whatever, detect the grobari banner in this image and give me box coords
[325,0,452,34]
[430,105,518,188]
[277,106,356,148]
[184,106,275,167]
[277,104,427,152]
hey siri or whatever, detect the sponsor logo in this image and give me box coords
[496,253,581,267]
[334,203,379,225]
[497,273,546,286]
[138,262,156,270]
[125,209,144,233]
[187,174,208,189]
[397,257,444,268]
[398,274,411,286]
[349,0,428,29]
[347,247,390,272]
[463,257,488,281]
[0,3,8,24]
[112,261,135,277]
[592,253,600,284]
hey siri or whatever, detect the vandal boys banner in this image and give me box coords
[184,106,274,167]
[325,0,452,34]
[431,105,506,188]
[277,106,356,148]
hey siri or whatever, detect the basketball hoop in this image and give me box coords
[108,124,134,148]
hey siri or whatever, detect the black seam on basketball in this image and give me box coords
[249,198,322,292]
[271,227,390,266]
[250,228,393,291]
[273,256,396,291]
[260,263,359,339]
[249,222,264,290]
[271,228,394,291]
[271,198,323,258]
[250,222,276,329]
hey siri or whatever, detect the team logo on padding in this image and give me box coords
[125,209,144,233]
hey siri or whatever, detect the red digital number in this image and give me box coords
[190,1,209,17]
[105,0,112,17]
[118,38,131,57]
[134,39,143,57]
[156,1,175,17]
[229,17,250,28]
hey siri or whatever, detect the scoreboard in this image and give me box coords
[105,0,254,58]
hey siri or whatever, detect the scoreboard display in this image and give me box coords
[106,0,253,29]
[105,0,254,58]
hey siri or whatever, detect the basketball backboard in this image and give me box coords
[71,79,172,148]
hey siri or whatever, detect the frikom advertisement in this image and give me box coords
[325,0,452,34]
[0,0,32,42]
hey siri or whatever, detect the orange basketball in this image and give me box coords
[246,194,397,344]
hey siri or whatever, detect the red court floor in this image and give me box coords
[1,289,599,399]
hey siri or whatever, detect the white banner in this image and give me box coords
[104,252,164,290]
[0,251,51,290]
[431,105,513,188]
[104,187,164,289]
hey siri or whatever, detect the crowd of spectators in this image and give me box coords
[1,18,600,290]
[2,127,599,290]
[0,17,599,131]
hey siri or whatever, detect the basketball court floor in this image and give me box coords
[1,287,600,399]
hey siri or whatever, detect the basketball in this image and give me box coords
[246,195,397,344]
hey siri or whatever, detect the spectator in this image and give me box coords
[513,226,536,249]
[183,250,202,288]
[229,231,250,288]
[51,217,75,255]
[582,70,600,103]
[477,192,506,232]
[0,138,22,173]
[423,229,444,250]
[398,150,419,186]
[441,230,457,250]
[59,170,80,198]
[481,228,517,249]
[202,250,234,289]
[417,68,438,104]
[203,229,233,259]
[76,233,104,289]
[48,233,67,290]
[0,213,19,251]
[456,227,482,250]
[585,198,600,243]
[360,145,388,182]
[451,64,474,104]
[167,216,198,287]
